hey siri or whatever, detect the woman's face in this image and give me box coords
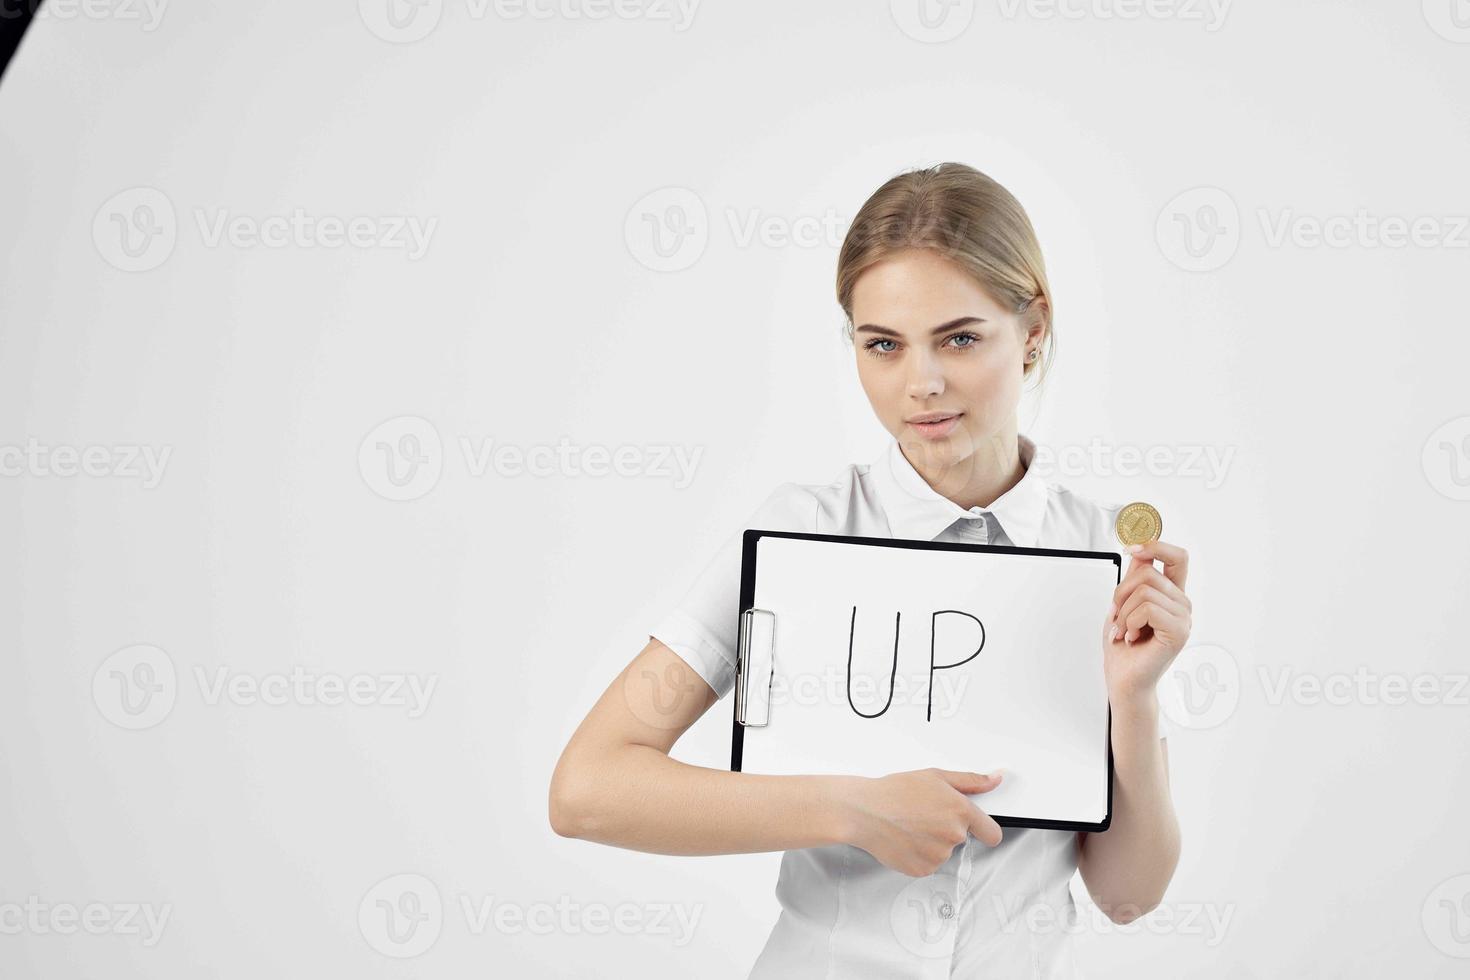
[851,247,1040,475]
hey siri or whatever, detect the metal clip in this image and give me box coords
[735,608,776,727]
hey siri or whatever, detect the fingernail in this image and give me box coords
[1109,626,1119,641]
[1127,544,1143,553]
[991,768,1006,780]
[1107,602,1117,620]
[1125,631,1135,643]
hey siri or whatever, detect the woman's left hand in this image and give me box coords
[1103,539,1192,706]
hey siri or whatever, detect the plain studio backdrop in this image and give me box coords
[2,2,1468,977]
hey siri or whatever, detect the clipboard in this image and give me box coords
[730,529,1121,833]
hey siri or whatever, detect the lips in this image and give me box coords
[908,413,963,439]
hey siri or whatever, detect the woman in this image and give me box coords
[549,162,1188,977]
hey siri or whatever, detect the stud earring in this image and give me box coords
[1026,349,1038,362]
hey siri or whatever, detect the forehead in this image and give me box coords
[850,248,1007,326]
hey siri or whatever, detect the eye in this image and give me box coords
[948,331,979,349]
[862,338,898,357]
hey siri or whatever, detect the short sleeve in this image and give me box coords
[649,482,816,699]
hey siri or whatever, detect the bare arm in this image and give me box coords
[548,637,850,854]
[1076,537,1188,923]
[549,637,1005,874]
[1075,695,1181,923]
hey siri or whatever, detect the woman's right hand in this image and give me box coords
[837,768,1005,877]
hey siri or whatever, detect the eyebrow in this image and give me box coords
[853,316,987,338]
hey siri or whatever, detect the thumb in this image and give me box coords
[935,768,1005,794]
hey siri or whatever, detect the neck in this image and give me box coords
[901,422,1025,511]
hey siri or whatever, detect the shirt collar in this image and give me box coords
[870,431,1049,547]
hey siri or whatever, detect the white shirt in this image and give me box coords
[650,432,1169,979]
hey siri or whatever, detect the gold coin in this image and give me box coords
[1115,501,1162,546]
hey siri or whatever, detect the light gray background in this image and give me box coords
[2,1,1468,977]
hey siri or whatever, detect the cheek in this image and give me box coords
[956,351,1018,396]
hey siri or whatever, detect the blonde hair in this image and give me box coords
[835,162,1055,390]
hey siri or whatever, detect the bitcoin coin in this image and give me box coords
[1115,501,1162,546]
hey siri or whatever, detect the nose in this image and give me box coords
[905,349,945,400]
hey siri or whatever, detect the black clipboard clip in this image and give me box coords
[734,608,776,727]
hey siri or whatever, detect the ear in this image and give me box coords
[1019,296,1049,355]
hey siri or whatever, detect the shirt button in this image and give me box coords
[938,902,955,919]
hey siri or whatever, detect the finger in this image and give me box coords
[967,805,1004,847]
[1123,539,1189,591]
[1111,566,1188,618]
[1111,578,1181,631]
[934,769,1004,795]
[1119,601,1186,644]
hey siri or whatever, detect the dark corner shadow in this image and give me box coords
[0,0,43,86]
